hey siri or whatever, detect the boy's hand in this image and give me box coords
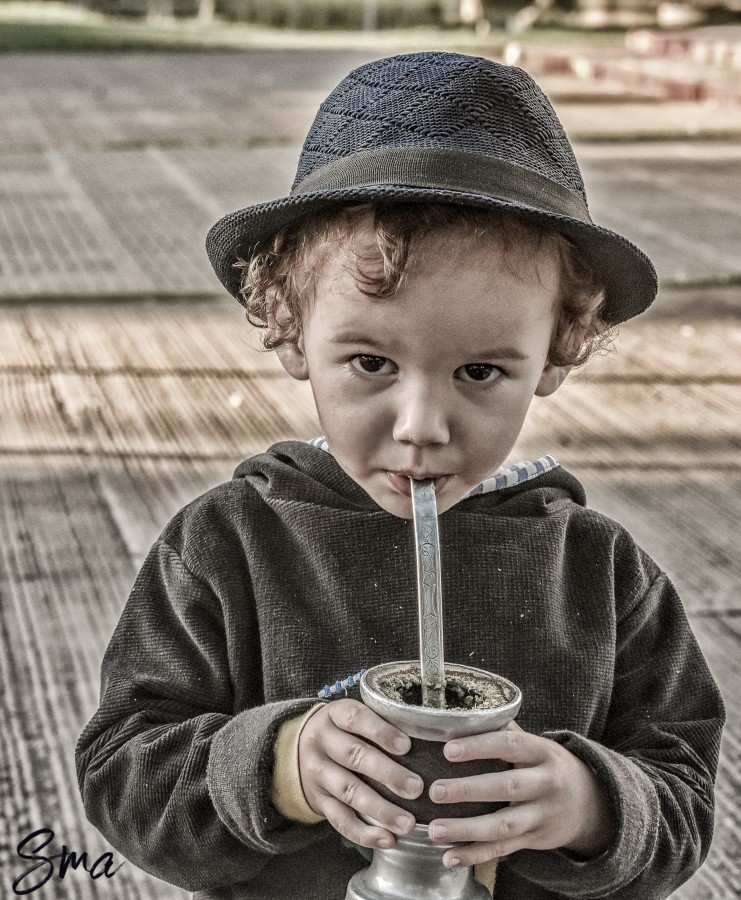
[428,721,614,868]
[298,699,423,850]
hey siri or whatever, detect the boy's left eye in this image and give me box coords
[456,363,502,384]
[350,355,396,375]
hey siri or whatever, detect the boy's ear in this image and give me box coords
[275,339,309,381]
[267,295,309,381]
[535,361,571,397]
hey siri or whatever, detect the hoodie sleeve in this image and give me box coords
[505,567,725,899]
[75,533,330,894]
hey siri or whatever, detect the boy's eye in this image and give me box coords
[350,355,396,375]
[456,363,502,384]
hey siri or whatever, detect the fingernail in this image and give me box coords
[395,814,414,832]
[393,736,410,753]
[430,824,448,840]
[404,776,422,797]
[430,783,447,801]
[446,857,461,868]
[377,836,394,849]
[446,742,462,759]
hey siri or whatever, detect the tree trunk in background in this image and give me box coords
[363,0,378,30]
[147,0,174,18]
[460,0,485,26]
[439,0,461,25]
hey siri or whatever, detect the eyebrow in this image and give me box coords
[329,333,529,361]
[471,347,530,361]
[328,333,389,349]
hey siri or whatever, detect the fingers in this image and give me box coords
[429,806,538,849]
[328,699,412,757]
[314,758,418,827]
[442,837,526,869]
[298,699,422,850]
[442,721,549,767]
[320,706,423,802]
[429,766,546,807]
[314,765,417,847]
[429,810,535,867]
[429,798,541,867]
[426,725,614,867]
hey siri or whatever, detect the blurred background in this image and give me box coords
[0,2,739,898]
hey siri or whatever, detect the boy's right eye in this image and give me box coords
[350,355,396,375]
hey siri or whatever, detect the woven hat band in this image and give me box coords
[293,147,593,224]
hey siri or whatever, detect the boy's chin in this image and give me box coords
[374,493,416,520]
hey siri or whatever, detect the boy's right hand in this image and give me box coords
[298,699,423,849]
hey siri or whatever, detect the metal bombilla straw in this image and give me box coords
[347,478,518,900]
[411,478,446,708]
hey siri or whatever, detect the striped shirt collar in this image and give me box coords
[306,437,559,499]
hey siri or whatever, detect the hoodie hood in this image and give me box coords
[232,440,587,519]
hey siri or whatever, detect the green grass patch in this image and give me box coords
[0,2,626,53]
[0,20,203,51]
[0,290,227,305]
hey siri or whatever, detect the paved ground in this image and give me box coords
[1,139,740,300]
[0,48,740,899]
[0,53,740,302]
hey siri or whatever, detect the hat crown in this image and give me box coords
[293,52,586,206]
[206,51,656,324]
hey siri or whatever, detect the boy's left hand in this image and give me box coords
[428,721,614,868]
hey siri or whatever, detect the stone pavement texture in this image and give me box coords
[0,46,740,900]
[0,53,740,301]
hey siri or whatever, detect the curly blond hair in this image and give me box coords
[235,202,612,368]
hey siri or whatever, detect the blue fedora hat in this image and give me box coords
[206,52,656,325]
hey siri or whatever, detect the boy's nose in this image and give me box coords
[392,384,450,447]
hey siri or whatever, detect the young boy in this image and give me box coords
[76,53,724,899]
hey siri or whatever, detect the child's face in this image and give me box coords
[276,219,569,519]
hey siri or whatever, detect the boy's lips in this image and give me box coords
[386,472,450,497]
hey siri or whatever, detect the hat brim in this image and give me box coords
[206,185,657,326]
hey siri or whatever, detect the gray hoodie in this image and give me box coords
[76,441,724,899]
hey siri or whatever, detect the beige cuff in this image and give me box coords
[473,859,499,896]
[271,704,326,824]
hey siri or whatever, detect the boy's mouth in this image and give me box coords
[387,472,450,497]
